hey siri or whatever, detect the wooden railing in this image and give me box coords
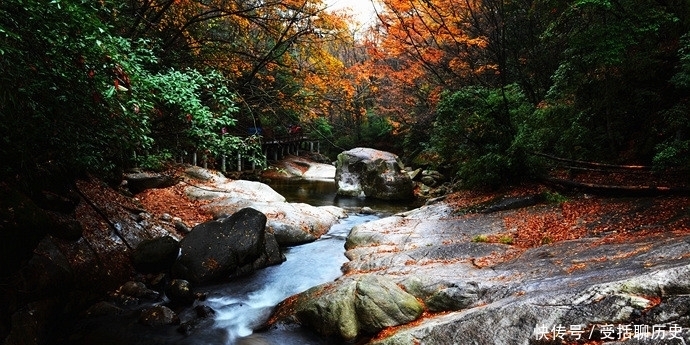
[177,133,321,172]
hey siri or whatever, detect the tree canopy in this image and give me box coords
[1,0,689,188]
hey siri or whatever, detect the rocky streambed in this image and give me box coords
[269,197,690,344]
[4,153,690,345]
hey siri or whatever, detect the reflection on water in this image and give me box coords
[264,178,417,214]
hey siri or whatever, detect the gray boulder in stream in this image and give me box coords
[273,275,423,340]
[172,207,284,285]
[335,148,414,200]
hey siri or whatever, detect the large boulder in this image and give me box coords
[185,166,346,245]
[132,235,180,273]
[335,148,413,200]
[172,208,284,285]
[272,275,424,341]
[123,171,177,194]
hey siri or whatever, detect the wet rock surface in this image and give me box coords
[273,199,690,345]
[172,207,281,285]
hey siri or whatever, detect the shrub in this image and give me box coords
[498,236,514,245]
[543,191,568,204]
[430,84,535,188]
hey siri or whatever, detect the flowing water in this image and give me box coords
[197,179,413,344]
[198,213,381,345]
[67,179,412,345]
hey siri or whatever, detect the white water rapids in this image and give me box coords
[195,213,381,345]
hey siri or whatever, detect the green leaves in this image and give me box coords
[671,33,690,89]
[542,0,685,163]
[0,0,259,178]
[143,68,243,156]
[430,84,534,188]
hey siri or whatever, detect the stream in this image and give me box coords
[200,179,412,344]
[196,213,380,345]
[68,179,412,345]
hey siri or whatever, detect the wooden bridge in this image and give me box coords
[262,133,321,161]
[180,133,321,172]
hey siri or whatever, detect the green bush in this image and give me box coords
[515,104,597,161]
[652,33,690,170]
[472,235,489,243]
[0,0,257,177]
[543,191,568,204]
[136,151,173,172]
[430,84,534,188]
[361,111,393,144]
[498,236,514,245]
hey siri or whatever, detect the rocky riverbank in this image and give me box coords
[269,190,690,344]
[4,157,690,345]
[0,163,349,345]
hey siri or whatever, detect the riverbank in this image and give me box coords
[270,186,690,344]
[4,160,689,345]
[130,167,690,344]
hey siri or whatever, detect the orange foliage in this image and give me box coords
[132,0,360,129]
[445,183,690,254]
[356,0,495,129]
[502,195,690,249]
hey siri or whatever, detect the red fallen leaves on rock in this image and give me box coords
[136,183,213,227]
[445,183,690,251]
[371,310,451,343]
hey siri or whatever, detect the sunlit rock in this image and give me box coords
[185,167,346,245]
[260,155,336,180]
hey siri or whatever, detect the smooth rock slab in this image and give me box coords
[203,200,346,245]
[185,166,345,244]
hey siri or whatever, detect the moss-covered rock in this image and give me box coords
[273,275,423,341]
